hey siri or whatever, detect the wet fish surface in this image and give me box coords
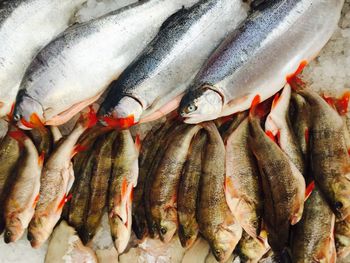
[179,0,343,123]
[0,0,86,118]
[14,0,198,127]
[99,0,247,125]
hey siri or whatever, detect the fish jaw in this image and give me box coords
[179,86,223,124]
[178,219,198,248]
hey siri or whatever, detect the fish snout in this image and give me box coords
[158,221,177,243]
[13,94,44,130]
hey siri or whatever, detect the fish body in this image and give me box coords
[291,186,336,263]
[0,127,21,234]
[14,0,198,126]
[248,104,305,252]
[150,124,201,243]
[265,85,305,175]
[179,0,343,123]
[0,0,86,118]
[225,118,263,239]
[178,131,206,248]
[28,114,94,248]
[99,0,247,124]
[83,131,116,243]
[299,89,350,219]
[108,129,139,254]
[198,122,242,262]
[4,131,42,243]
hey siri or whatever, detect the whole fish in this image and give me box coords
[178,131,206,248]
[179,0,343,123]
[150,124,201,243]
[298,89,350,219]
[291,186,336,263]
[83,131,116,244]
[236,231,269,263]
[99,0,247,125]
[108,129,139,254]
[0,0,86,118]
[335,216,350,259]
[4,130,43,243]
[225,117,263,239]
[198,122,242,262]
[28,109,97,248]
[13,0,198,127]
[248,98,305,253]
[265,85,305,175]
[0,127,21,234]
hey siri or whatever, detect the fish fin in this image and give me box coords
[250,95,261,111]
[335,91,350,115]
[321,94,337,109]
[6,103,15,121]
[30,113,45,130]
[286,60,308,89]
[271,93,281,110]
[79,106,98,129]
[102,115,136,129]
[38,152,45,167]
[121,177,128,199]
[57,194,72,211]
[32,194,40,208]
[305,181,315,201]
[20,118,36,129]
[135,134,141,153]
[71,144,88,158]
[8,130,27,145]
[265,130,277,143]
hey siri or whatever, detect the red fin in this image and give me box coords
[271,93,281,110]
[121,177,128,199]
[250,95,261,110]
[322,94,336,109]
[72,144,88,158]
[286,60,308,88]
[33,194,39,208]
[38,152,45,166]
[57,194,72,211]
[304,128,309,145]
[265,130,277,143]
[6,103,15,121]
[102,115,136,129]
[335,91,350,115]
[79,106,98,129]
[30,113,45,129]
[276,130,281,144]
[8,130,27,144]
[135,134,141,153]
[348,149,350,156]
[305,181,315,201]
[20,118,36,129]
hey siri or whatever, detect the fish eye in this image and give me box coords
[160,226,167,235]
[214,249,222,257]
[27,232,34,242]
[5,231,11,237]
[186,104,197,114]
[335,201,343,210]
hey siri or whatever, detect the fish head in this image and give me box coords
[179,85,223,124]
[110,215,130,254]
[331,177,350,220]
[158,219,177,243]
[178,222,198,248]
[13,92,44,130]
[28,214,58,248]
[4,217,24,243]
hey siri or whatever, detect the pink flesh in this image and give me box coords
[139,93,184,124]
[45,91,103,126]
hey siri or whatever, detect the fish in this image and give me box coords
[236,231,269,263]
[177,130,207,249]
[198,122,242,262]
[220,111,248,140]
[248,97,305,253]
[179,0,343,123]
[335,216,350,260]
[13,0,199,127]
[108,129,139,254]
[291,186,336,263]
[0,0,86,118]
[45,220,97,263]
[298,88,350,220]
[0,126,21,234]
[99,0,247,126]
[265,84,305,175]
[83,131,117,244]
[3,130,43,243]
[150,124,201,243]
[28,108,97,248]
[225,117,263,239]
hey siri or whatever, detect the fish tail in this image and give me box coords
[38,152,45,167]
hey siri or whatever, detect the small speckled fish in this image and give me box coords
[0,126,21,234]
[248,97,305,253]
[108,129,139,254]
[150,124,201,243]
[265,85,305,175]
[179,0,343,123]
[83,131,117,244]
[291,186,336,263]
[4,130,43,243]
[225,117,263,239]
[0,0,86,118]
[13,0,198,127]
[178,131,206,248]
[99,0,247,126]
[298,88,350,220]
[198,122,242,262]
[28,108,97,248]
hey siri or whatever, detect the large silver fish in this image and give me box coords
[0,0,86,118]
[98,0,247,126]
[179,0,343,123]
[13,0,198,127]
